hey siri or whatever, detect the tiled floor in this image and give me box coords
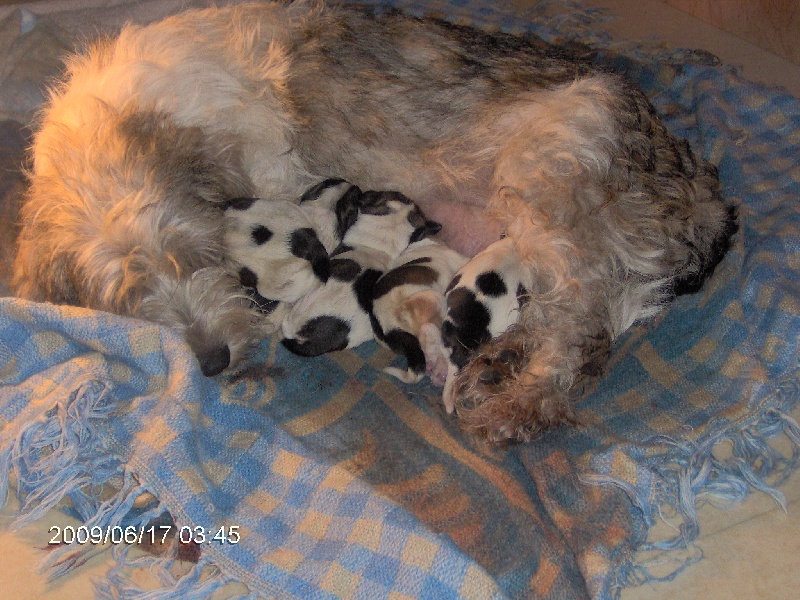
[1,1,799,598]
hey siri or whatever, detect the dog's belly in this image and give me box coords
[414,199,503,257]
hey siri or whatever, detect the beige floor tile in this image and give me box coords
[585,0,800,99]
[0,494,117,600]
[624,498,800,600]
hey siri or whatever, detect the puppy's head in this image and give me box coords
[335,189,442,255]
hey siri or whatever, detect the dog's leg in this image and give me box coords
[446,217,606,440]
[418,321,449,388]
[448,75,735,442]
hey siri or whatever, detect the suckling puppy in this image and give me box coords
[225,179,360,310]
[371,238,468,385]
[441,237,533,413]
[224,196,331,305]
[281,190,441,356]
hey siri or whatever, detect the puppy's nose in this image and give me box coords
[198,345,231,376]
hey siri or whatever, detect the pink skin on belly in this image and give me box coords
[415,199,503,258]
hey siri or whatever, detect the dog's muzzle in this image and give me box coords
[197,345,231,377]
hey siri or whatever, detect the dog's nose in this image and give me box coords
[198,345,231,376]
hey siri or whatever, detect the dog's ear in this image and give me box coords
[334,185,363,240]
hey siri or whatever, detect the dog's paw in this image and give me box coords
[450,329,578,443]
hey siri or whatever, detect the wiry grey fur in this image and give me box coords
[12,1,737,441]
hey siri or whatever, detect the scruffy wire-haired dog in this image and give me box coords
[12,1,737,441]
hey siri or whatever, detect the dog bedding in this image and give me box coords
[1,0,799,598]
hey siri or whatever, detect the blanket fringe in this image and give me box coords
[584,369,800,594]
[0,378,248,597]
[97,546,241,600]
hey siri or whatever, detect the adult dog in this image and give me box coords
[12,1,736,442]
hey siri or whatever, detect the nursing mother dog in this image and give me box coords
[12,1,737,442]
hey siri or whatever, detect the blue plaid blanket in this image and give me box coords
[1,1,799,598]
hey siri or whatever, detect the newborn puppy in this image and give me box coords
[298,178,358,252]
[281,190,441,356]
[224,196,331,304]
[225,179,360,308]
[441,237,532,413]
[371,238,468,384]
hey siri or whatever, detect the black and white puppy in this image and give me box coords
[371,238,468,384]
[281,190,441,356]
[298,178,357,252]
[224,179,360,306]
[441,237,532,413]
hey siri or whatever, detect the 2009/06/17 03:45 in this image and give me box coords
[48,524,241,545]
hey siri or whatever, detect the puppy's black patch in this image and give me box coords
[404,257,432,266]
[476,271,507,297]
[334,185,365,240]
[443,288,492,368]
[330,258,362,282]
[445,273,462,294]
[225,197,258,211]
[330,244,354,257]
[251,225,273,245]
[373,264,439,300]
[239,266,258,288]
[289,227,331,282]
[441,320,471,370]
[384,328,427,377]
[358,190,413,217]
[409,219,442,244]
[299,178,347,203]
[238,267,278,313]
[354,268,383,315]
[281,316,350,356]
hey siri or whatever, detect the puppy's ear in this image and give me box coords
[335,185,363,240]
[299,178,347,203]
[357,190,394,216]
[410,219,442,243]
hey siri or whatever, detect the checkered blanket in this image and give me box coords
[1,1,799,598]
